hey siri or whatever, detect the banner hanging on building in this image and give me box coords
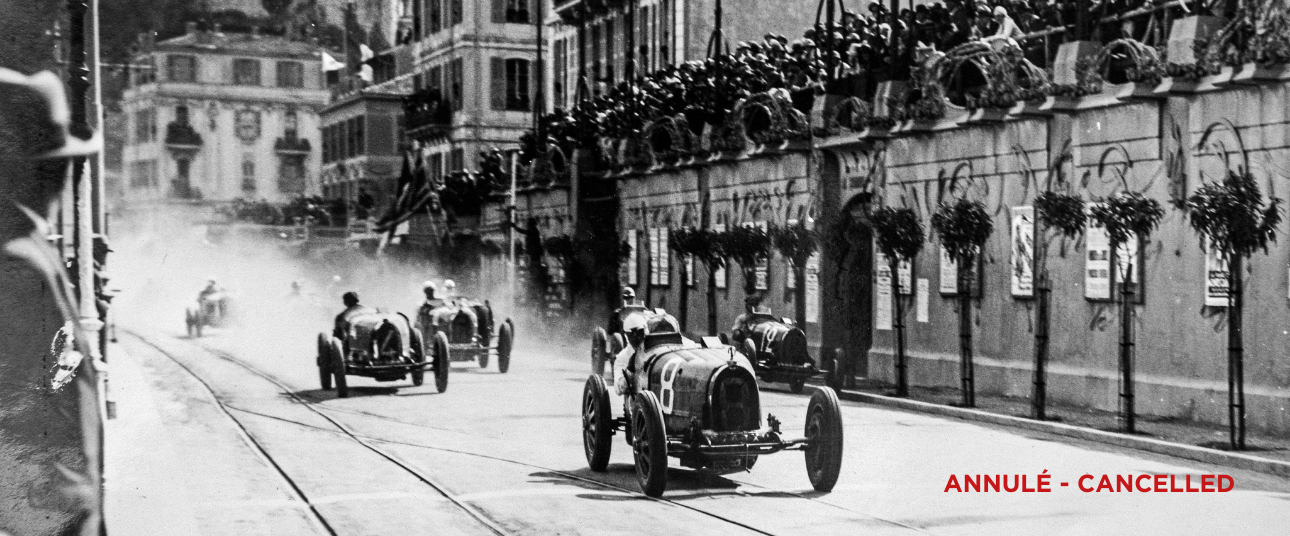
[1010,206,1035,297]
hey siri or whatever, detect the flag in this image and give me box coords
[322,51,345,72]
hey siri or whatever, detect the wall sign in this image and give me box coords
[876,251,912,295]
[623,229,639,287]
[939,246,958,295]
[1085,214,1112,300]
[712,223,727,289]
[876,256,893,330]
[648,227,670,286]
[805,253,820,323]
[1010,206,1035,297]
[1205,244,1229,307]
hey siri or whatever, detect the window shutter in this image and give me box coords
[492,0,505,23]
[527,59,536,112]
[490,57,506,110]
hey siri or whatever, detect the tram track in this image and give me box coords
[126,328,927,536]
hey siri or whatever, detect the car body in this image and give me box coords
[185,291,228,337]
[581,313,844,497]
[723,313,825,393]
[318,310,449,398]
[416,298,514,373]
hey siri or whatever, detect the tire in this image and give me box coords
[317,333,333,390]
[497,319,514,374]
[631,391,668,498]
[790,378,806,393]
[478,344,490,370]
[410,328,426,387]
[433,331,450,394]
[185,310,194,337]
[804,387,844,492]
[826,348,844,391]
[582,375,613,472]
[591,327,608,377]
[331,338,349,399]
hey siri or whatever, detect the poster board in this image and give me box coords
[939,246,959,295]
[623,229,639,287]
[875,255,893,330]
[876,251,913,295]
[916,278,930,323]
[712,223,727,289]
[1205,244,1229,307]
[805,253,820,323]
[1085,216,1112,300]
[1010,206,1035,297]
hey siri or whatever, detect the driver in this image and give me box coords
[730,292,773,347]
[414,281,446,333]
[334,291,376,339]
[607,286,642,335]
[613,312,650,396]
[198,276,222,302]
[442,279,459,305]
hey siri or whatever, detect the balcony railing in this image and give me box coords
[164,122,202,148]
[403,87,452,140]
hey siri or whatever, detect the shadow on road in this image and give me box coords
[288,386,400,402]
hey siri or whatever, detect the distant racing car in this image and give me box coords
[417,298,514,373]
[185,291,228,337]
[318,311,449,398]
[581,312,844,497]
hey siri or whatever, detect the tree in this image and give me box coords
[869,207,925,396]
[931,199,993,407]
[1032,190,1087,419]
[1088,192,1164,433]
[770,221,819,329]
[1176,169,1282,449]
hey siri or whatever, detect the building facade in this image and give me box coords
[120,24,329,204]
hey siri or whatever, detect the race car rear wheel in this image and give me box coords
[582,375,613,472]
[591,327,608,377]
[317,333,333,390]
[804,387,843,492]
[632,391,668,498]
[331,338,349,399]
[497,319,514,374]
[410,328,426,387]
[432,331,450,394]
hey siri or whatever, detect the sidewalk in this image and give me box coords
[833,379,1290,478]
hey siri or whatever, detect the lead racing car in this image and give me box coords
[318,311,449,398]
[581,313,844,497]
[416,298,515,373]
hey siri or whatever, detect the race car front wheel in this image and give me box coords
[497,319,514,374]
[591,327,608,377]
[317,333,333,390]
[632,391,668,498]
[433,331,450,394]
[582,375,613,472]
[331,338,349,399]
[804,387,843,492]
[410,328,426,387]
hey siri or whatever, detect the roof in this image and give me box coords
[153,31,322,60]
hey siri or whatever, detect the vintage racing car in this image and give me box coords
[589,304,654,377]
[185,292,228,337]
[417,299,514,373]
[318,311,449,398]
[722,314,824,393]
[581,313,844,497]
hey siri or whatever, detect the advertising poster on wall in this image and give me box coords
[1011,206,1035,297]
[806,253,820,323]
[939,246,959,295]
[655,228,670,286]
[876,254,893,330]
[751,221,770,291]
[916,278,930,323]
[713,224,728,289]
[685,255,695,287]
[1085,216,1112,300]
[876,251,913,295]
[1206,245,1229,307]
[647,228,660,285]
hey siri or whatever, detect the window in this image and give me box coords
[133,109,156,143]
[279,155,306,194]
[449,59,463,111]
[429,153,444,182]
[167,55,196,82]
[284,110,299,139]
[449,147,464,172]
[428,0,442,34]
[494,0,529,23]
[175,105,189,126]
[241,156,256,192]
[605,18,616,83]
[450,0,462,26]
[429,65,443,90]
[352,116,365,157]
[553,39,566,109]
[590,25,602,84]
[491,58,530,111]
[276,61,304,88]
[233,59,261,85]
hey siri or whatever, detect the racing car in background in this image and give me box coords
[417,298,514,373]
[721,313,826,393]
[318,311,449,398]
[185,291,229,337]
[581,311,844,497]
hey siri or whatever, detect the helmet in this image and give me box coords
[342,291,359,307]
[443,279,456,290]
[423,280,438,291]
[206,276,217,285]
[621,286,636,300]
[624,313,649,347]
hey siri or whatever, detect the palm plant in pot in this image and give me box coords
[931,199,994,407]
[870,207,926,397]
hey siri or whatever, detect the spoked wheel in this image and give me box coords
[497,319,514,374]
[410,328,426,387]
[804,387,844,492]
[632,391,668,498]
[582,375,613,471]
[331,338,349,399]
[317,332,333,390]
[591,327,608,377]
[433,331,450,393]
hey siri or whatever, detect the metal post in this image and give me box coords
[1228,255,1245,449]
[892,257,907,397]
[509,152,518,315]
[1033,275,1051,419]
[959,256,975,407]
[1119,277,1135,433]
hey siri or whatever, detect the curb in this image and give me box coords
[835,388,1290,478]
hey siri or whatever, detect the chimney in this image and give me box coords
[185,22,198,35]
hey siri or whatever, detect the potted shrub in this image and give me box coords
[1031,190,1087,419]
[1175,169,1283,450]
[869,207,926,397]
[931,199,994,407]
[1088,192,1165,433]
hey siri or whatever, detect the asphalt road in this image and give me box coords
[107,310,1290,536]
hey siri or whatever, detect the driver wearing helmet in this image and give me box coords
[614,312,650,396]
[607,286,642,335]
[730,292,773,347]
[414,281,446,333]
[442,279,459,305]
[198,277,222,301]
[334,291,376,339]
